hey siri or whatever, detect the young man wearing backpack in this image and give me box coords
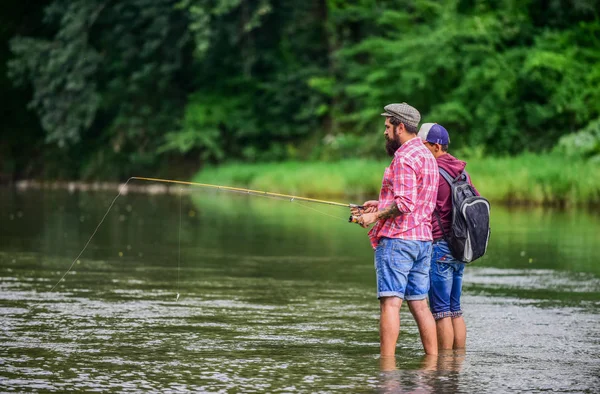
[418,123,488,350]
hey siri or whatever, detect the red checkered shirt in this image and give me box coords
[368,137,439,249]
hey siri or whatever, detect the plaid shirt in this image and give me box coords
[368,137,439,249]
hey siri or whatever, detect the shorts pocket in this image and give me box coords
[390,243,418,268]
[433,242,454,264]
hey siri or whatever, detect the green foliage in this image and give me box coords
[310,133,385,161]
[4,0,600,182]
[160,92,258,161]
[164,0,331,162]
[328,0,600,154]
[9,1,103,147]
[555,118,600,160]
[467,153,600,206]
[7,0,193,178]
[196,154,600,206]
[195,159,386,198]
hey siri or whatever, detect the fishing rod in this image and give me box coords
[131,176,362,210]
[50,176,366,293]
[131,177,365,222]
[130,177,367,223]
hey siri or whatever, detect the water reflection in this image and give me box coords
[377,351,466,393]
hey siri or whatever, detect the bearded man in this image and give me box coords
[352,103,439,357]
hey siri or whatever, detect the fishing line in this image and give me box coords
[50,176,359,292]
[176,187,182,302]
[293,201,348,222]
[50,178,133,292]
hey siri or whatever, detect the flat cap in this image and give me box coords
[381,103,421,129]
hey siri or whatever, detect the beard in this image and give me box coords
[385,134,401,157]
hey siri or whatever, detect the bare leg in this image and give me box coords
[380,296,402,356]
[407,299,438,355]
[452,316,466,349]
[435,317,454,350]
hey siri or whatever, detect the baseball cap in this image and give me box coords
[381,103,421,129]
[418,123,450,145]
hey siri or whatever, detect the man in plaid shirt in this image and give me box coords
[352,103,439,358]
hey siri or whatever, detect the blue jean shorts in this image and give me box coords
[374,238,432,300]
[428,240,465,320]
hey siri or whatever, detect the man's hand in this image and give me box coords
[358,212,378,228]
[350,206,363,217]
[362,200,379,213]
[350,200,378,216]
[350,200,379,225]
[350,200,380,226]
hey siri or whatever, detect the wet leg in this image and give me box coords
[435,317,454,350]
[452,316,466,349]
[408,299,438,355]
[380,296,402,356]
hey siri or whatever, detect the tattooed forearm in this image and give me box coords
[376,204,402,220]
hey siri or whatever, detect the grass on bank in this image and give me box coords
[193,154,600,206]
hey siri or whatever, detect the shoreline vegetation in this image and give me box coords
[7,154,599,207]
[192,154,600,207]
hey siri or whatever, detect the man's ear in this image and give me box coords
[397,122,406,135]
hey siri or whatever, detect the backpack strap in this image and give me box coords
[435,167,454,244]
[433,209,450,243]
[439,167,469,185]
[438,167,455,185]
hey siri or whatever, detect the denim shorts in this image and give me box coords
[428,240,465,320]
[374,238,433,300]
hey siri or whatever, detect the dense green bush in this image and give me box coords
[3,0,600,180]
[555,119,600,160]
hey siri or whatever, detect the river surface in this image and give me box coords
[1,187,599,393]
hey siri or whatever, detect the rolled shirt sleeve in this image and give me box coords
[392,157,417,214]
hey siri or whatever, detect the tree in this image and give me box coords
[328,0,600,154]
[9,0,194,178]
[161,0,332,162]
[0,0,52,181]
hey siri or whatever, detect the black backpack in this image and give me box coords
[435,167,491,263]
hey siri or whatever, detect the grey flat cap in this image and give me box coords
[381,103,421,129]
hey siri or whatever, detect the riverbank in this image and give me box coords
[7,154,599,206]
[193,154,600,207]
[10,179,187,195]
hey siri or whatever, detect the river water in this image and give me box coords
[1,188,599,393]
